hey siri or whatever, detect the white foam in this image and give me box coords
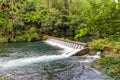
[44,40,74,50]
[1,55,69,68]
[44,40,82,56]
[86,51,101,59]
[79,51,101,64]
[1,49,82,68]
[62,49,82,57]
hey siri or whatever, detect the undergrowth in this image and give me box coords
[97,56,120,80]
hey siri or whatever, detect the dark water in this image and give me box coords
[0,42,113,80]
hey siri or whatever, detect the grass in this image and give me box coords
[97,56,120,80]
[0,74,8,80]
[88,35,120,55]
[88,35,120,79]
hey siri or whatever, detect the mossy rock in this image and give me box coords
[73,47,90,56]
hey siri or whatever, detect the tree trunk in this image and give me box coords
[69,0,72,9]
[12,25,15,39]
[48,0,56,9]
[64,0,69,9]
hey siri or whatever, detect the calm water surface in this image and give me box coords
[0,42,113,80]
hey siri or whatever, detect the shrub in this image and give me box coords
[97,56,120,79]
[24,26,40,42]
[0,74,8,80]
[89,39,108,51]
[113,48,119,54]
[27,32,39,42]
[0,37,8,43]
[89,37,120,54]
[12,36,26,42]
[42,35,48,40]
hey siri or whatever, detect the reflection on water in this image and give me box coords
[0,42,114,80]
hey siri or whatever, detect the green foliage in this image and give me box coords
[113,48,119,54]
[25,27,39,42]
[0,0,120,42]
[89,36,120,54]
[12,26,40,42]
[42,35,48,40]
[13,36,26,42]
[0,37,8,43]
[75,0,120,39]
[97,56,120,79]
[75,28,88,38]
[89,39,108,51]
[0,18,7,25]
[106,35,120,49]
[0,74,8,80]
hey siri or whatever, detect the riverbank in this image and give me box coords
[88,36,120,80]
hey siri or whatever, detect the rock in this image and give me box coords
[74,47,90,56]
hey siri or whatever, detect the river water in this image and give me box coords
[0,42,114,80]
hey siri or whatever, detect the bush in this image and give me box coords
[0,74,8,80]
[11,26,40,42]
[12,36,26,42]
[27,32,39,41]
[89,39,108,51]
[113,48,119,54]
[97,56,120,79]
[106,36,120,49]
[0,37,8,43]
[89,37,120,54]
[42,35,48,40]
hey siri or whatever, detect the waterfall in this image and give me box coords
[62,49,82,57]
[44,38,87,56]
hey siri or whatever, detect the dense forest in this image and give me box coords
[0,0,120,42]
[0,0,120,79]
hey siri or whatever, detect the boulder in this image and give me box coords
[73,47,90,56]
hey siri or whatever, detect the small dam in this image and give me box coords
[45,37,90,56]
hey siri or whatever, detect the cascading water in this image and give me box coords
[1,49,82,68]
[1,55,67,68]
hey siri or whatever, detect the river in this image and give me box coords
[0,41,114,80]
